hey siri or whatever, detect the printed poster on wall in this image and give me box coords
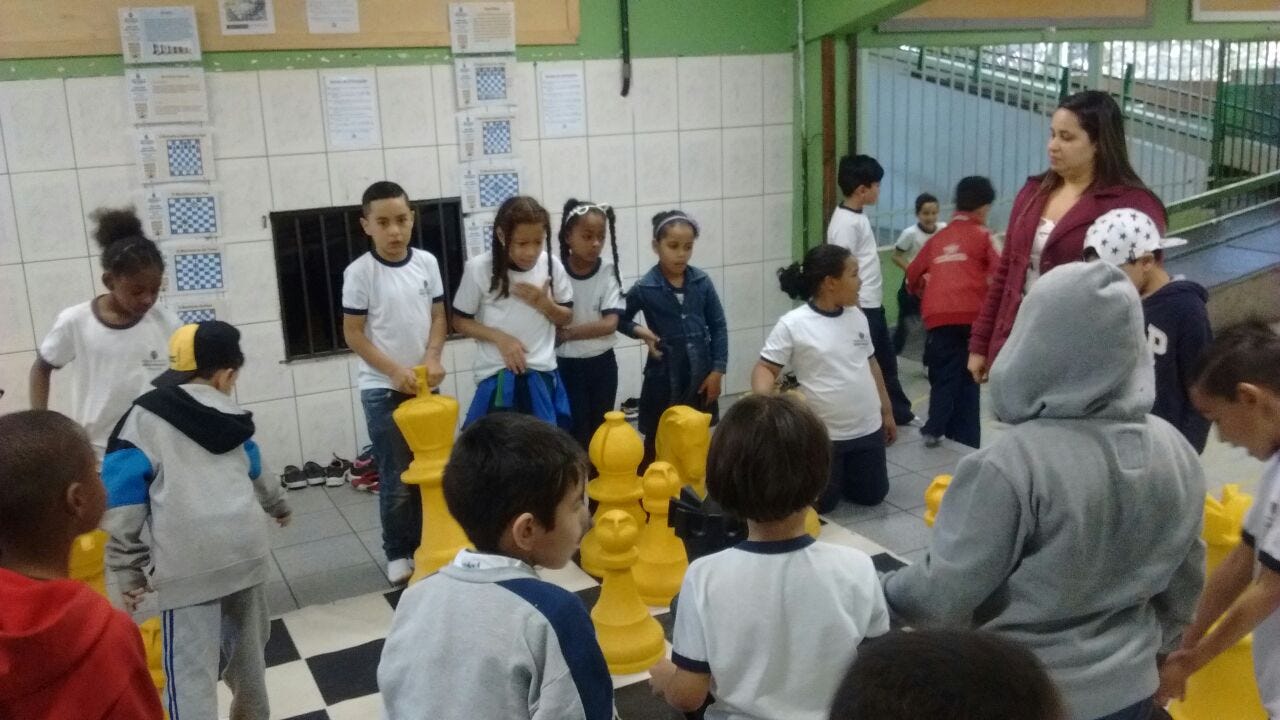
[322,72,382,150]
[459,162,521,214]
[454,57,517,108]
[457,110,517,161]
[127,67,209,125]
[463,212,497,261]
[142,187,222,240]
[219,0,277,35]
[448,2,517,55]
[307,0,360,33]
[136,128,216,184]
[538,64,586,138]
[118,6,202,64]
[160,241,228,296]
[165,295,228,324]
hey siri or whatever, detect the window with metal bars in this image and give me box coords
[270,198,465,361]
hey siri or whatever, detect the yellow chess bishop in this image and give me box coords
[632,462,688,607]
[590,509,667,674]
[393,366,470,583]
[580,412,645,577]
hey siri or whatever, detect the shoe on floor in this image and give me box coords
[351,473,380,494]
[345,445,375,482]
[324,455,349,487]
[303,461,327,486]
[922,434,942,448]
[620,397,640,420]
[902,415,924,428]
[280,465,307,490]
[387,558,413,585]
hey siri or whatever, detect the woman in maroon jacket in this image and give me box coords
[968,90,1166,382]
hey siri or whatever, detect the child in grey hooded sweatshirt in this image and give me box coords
[881,260,1205,720]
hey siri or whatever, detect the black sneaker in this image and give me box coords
[280,465,307,490]
[620,397,640,420]
[324,455,350,487]
[302,461,327,486]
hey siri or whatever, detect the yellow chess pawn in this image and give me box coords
[1169,485,1265,720]
[590,509,666,674]
[393,366,470,583]
[580,412,645,577]
[655,406,711,498]
[632,462,688,607]
[922,474,953,527]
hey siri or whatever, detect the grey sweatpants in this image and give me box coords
[161,584,271,720]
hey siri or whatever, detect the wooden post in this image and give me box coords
[821,36,838,223]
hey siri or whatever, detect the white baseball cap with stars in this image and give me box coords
[1083,208,1188,265]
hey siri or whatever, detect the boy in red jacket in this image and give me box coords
[0,410,162,720]
[907,176,1000,449]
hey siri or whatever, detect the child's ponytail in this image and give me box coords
[776,244,852,301]
[92,207,165,278]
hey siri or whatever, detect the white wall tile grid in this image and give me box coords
[0,53,796,471]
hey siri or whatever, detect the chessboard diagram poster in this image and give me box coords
[163,242,228,296]
[136,128,216,183]
[143,187,222,240]
[457,111,517,162]
[454,57,517,108]
[460,163,521,214]
[166,295,228,324]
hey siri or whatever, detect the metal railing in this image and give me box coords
[859,40,1280,243]
[1166,168,1280,241]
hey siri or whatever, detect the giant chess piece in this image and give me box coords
[923,474,953,527]
[580,412,645,577]
[655,406,711,498]
[632,462,688,607]
[1168,485,1266,720]
[393,366,470,583]
[591,509,666,674]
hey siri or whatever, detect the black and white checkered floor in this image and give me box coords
[215,521,907,720]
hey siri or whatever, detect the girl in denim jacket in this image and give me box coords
[621,210,728,466]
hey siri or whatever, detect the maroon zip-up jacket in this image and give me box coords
[970,175,1166,362]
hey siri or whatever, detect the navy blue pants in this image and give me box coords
[893,279,920,354]
[1092,698,1157,720]
[818,429,889,513]
[862,306,916,425]
[922,324,981,448]
[559,350,618,451]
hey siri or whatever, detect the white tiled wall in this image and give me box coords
[0,53,796,469]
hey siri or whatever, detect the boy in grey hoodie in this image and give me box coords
[882,261,1205,720]
[102,321,291,720]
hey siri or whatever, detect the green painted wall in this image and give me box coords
[859,0,1280,47]
[1,0,798,79]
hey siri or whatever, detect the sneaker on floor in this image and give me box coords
[324,455,350,487]
[345,445,375,482]
[620,397,640,421]
[350,472,380,494]
[302,461,327,486]
[280,465,307,490]
[922,434,942,448]
[387,558,413,585]
[902,415,924,428]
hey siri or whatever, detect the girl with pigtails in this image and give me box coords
[452,196,575,428]
[555,198,627,451]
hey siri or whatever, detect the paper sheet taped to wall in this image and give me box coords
[118,6,202,64]
[448,2,517,55]
[127,67,209,124]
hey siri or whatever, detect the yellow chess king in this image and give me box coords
[590,509,667,674]
[655,406,711,498]
[580,412,645,577]
[632,462,688,607]
[1168,485,1265,720]
[393,366,470,583]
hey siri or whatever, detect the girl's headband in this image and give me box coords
[653,214,699,239]
[567,202,612,218]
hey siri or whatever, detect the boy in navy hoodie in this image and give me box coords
[1084,208,1212,452]
[102,321,291,720]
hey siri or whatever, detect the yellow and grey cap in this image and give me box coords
[152,321,244,387]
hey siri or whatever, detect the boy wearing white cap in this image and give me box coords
[1084,208,1213,452]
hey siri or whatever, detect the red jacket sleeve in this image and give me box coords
[970,182,1035,357]
[905,240,932,297]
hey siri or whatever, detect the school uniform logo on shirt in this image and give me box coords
[420,280,432,297]
[142,349,167,371]
[854,330,871,350]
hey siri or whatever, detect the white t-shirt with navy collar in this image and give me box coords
[557,258,624,360]
[341,247,446,391]
[671,535,890,720]
[38,299,180,458]
[893,221,947,264]
[760,302,882,441]
[1242,452,1280,716]
[826,204,882,309]
[453,250,574,381]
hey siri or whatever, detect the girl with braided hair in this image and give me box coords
[453,195,575,428]
[29,207,180,459]
[554,198,626,450]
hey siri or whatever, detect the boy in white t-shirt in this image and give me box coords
[826,154,916,425]
[890,193,944,354]
[341,181,448,585]
[648,395,890,720]
[1158,323,1280,714]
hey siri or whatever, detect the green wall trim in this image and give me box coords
[1,0,796,81]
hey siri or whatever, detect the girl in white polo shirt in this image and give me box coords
[752,243,897,511]
[453,196,575,428]
[554,198,625,451]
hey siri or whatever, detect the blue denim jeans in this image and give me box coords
[360,388,422,562]
[1092,698,1156,720]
